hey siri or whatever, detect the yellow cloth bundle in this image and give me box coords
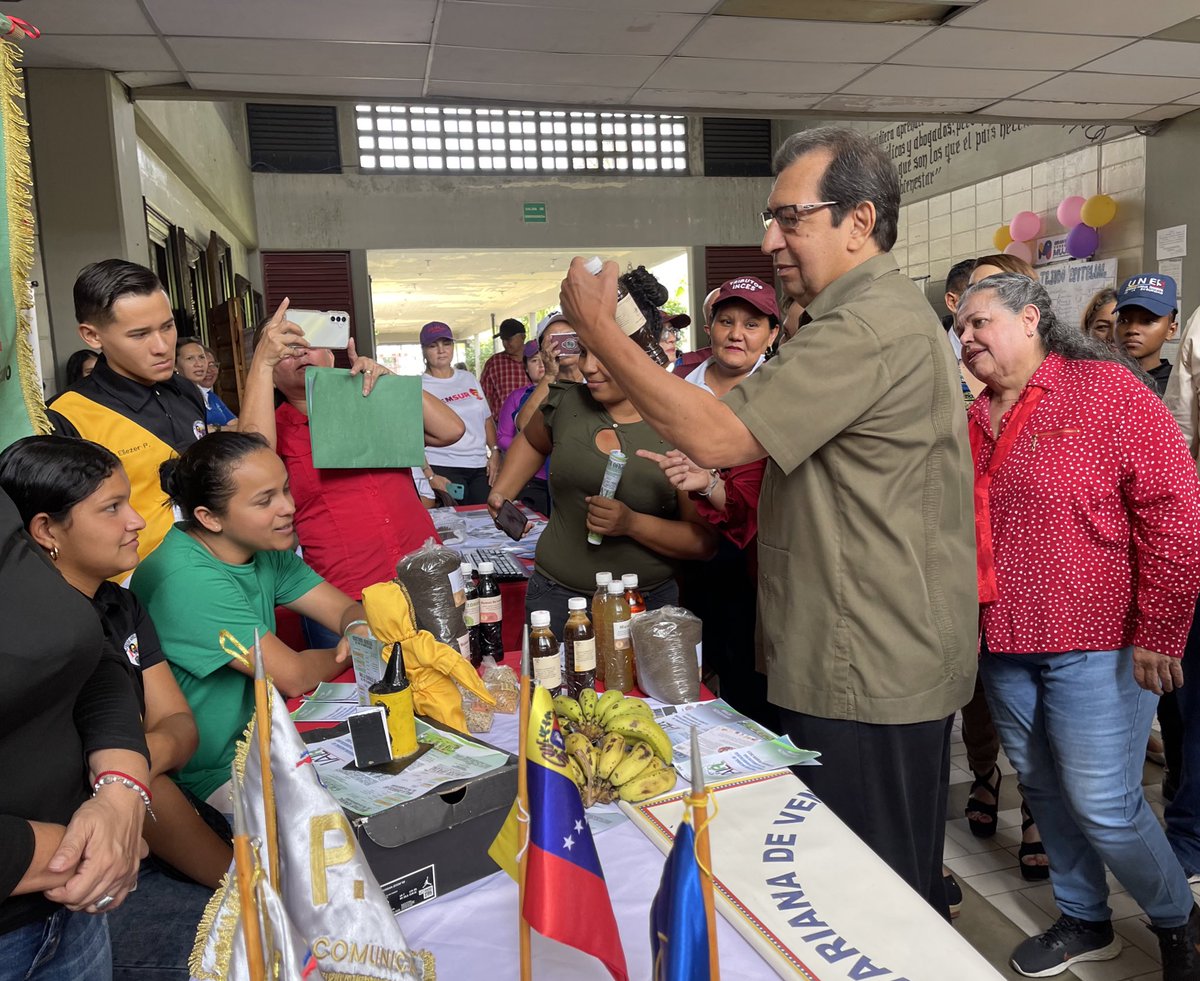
[361,579,494,732]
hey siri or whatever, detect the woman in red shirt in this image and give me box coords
[955,272,1200,978]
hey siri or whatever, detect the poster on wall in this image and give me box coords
[1039,258,1119,329]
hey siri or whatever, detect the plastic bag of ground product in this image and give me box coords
[395,539,471,659]
[482,661,519,714]
[630,606,703,704]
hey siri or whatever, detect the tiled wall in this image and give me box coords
[892,135,1146,293]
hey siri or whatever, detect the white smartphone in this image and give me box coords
[289,309,351,349]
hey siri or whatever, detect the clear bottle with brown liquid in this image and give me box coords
[529,610,561,696]
[563,597,596,698]
[622,573,646,619]
[605,580,635,693]
[584,256,669,367]
[591,571,613,686]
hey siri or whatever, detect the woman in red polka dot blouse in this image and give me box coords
[954,272,1200,977]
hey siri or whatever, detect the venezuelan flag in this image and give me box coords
[489,684,629,981]
[649,816,710,981]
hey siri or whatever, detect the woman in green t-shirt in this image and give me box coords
[131,432,366,809]
[489,337,716,637]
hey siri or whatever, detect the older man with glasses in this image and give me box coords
[561,126,977,918]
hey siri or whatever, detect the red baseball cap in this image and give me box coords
[711,276,779,320]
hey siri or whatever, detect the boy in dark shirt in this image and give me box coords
[1115,273,1179,397]
[48,260,205,570]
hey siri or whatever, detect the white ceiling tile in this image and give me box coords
[892,27,1131,70]
[446,0,715,9]
[142,0,437,43]
[430,45,660,87]
[1080,39,1200,77]
[636,89,824,112]
[167,38,428,78]
[1018,72,1200,104]
[9,0,154,35]
[815,93,994,113]
[426,79,637,105]
[1127,104,1199,121]
[1175,91,1200,105]
[645,57,868,95]
[117,71,188,88]
[983,99,1155,119]
[436,3,701,56]
[950,0,1198,37]
[680,17,933,64]
[189,74,424,98]
[841,65,1057,98]
[20,35,177,72]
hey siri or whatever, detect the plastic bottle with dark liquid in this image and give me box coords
[563,597,596,698]
[477,561,504,662]
[529,610,561,695]
[461,561,482,666]
[583,256,669,367]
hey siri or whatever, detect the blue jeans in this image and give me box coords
[301,616,342,651]
[1166,599,1200,875]
[108,860,214,981]
[981,647,1193,926]
[0,909,110,981]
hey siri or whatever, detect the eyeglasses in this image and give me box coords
[760,201,839,231]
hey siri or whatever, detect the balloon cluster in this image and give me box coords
[992,193,1118,264]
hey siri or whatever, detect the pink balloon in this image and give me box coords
[1065,223,1099,259]
[1009,211,1041,242]
[1003,241,1034,264]
[1056,195,1085,228]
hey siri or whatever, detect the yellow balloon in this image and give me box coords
[1080,194,1117,228]
[993,226,1013,250]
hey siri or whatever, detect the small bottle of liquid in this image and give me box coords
[529,610,561,695]
[592,571,613,686]
[605,580,635,692]
[622,573,646,619]
[563,597,596,697]
[584,256,669,367]
[369,642,418,758]
[461,561,481,665]
[477,562,504,663]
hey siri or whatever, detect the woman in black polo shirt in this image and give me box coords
[0,436,232,981]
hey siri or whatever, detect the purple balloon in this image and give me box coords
[1066,223,1099,259]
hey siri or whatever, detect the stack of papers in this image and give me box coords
[289,682,362,724]
[652,699,820,781]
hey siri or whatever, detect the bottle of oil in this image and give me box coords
[529,610,561,695]
[461,561,481,665]
[563,597,596,698]
[605,580,635,692]
[622,573,646,620]
[592,571,613,686]
[477,561,504,662]
[583,256,669,367]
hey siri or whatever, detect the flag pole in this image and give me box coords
[230,762,267,981]
[252,628,280,892]
[517,625,533,981]
[688,727,720,979]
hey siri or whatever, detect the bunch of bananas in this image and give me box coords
[553,689,677,806]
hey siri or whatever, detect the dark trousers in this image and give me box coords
[430,464,490,505]
[515,477,550,518]
[778,709,954,919]
[1166,596,1200,875]
[960,672,1001,777]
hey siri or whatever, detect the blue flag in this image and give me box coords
[649,817,710,981]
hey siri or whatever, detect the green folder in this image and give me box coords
[305,367,425,469]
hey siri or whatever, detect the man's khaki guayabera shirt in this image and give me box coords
[723,252,977,725]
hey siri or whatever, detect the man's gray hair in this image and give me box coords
[773,127,900,252]
[958,273,1135,368]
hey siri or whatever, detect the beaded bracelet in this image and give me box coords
[93,771,156,821]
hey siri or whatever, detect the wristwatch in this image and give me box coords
[698,469,721,497]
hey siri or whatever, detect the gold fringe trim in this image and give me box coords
[188,872,238,981]
[0,39,47,435]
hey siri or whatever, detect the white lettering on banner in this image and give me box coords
[760,793,913,981]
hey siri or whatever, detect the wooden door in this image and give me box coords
[207,298,247,413]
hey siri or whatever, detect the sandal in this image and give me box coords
[1019,803,1050,882]
[965,764,1002,838]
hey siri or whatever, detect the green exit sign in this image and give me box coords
[523,202,547,223]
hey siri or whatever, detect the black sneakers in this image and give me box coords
[1010,915,1121,977]
[1148,904,1200,981]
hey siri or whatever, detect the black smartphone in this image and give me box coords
[495,499,529,541]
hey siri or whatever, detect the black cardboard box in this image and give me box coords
[304,721,517,913]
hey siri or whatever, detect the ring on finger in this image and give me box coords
[94,895,116,911]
